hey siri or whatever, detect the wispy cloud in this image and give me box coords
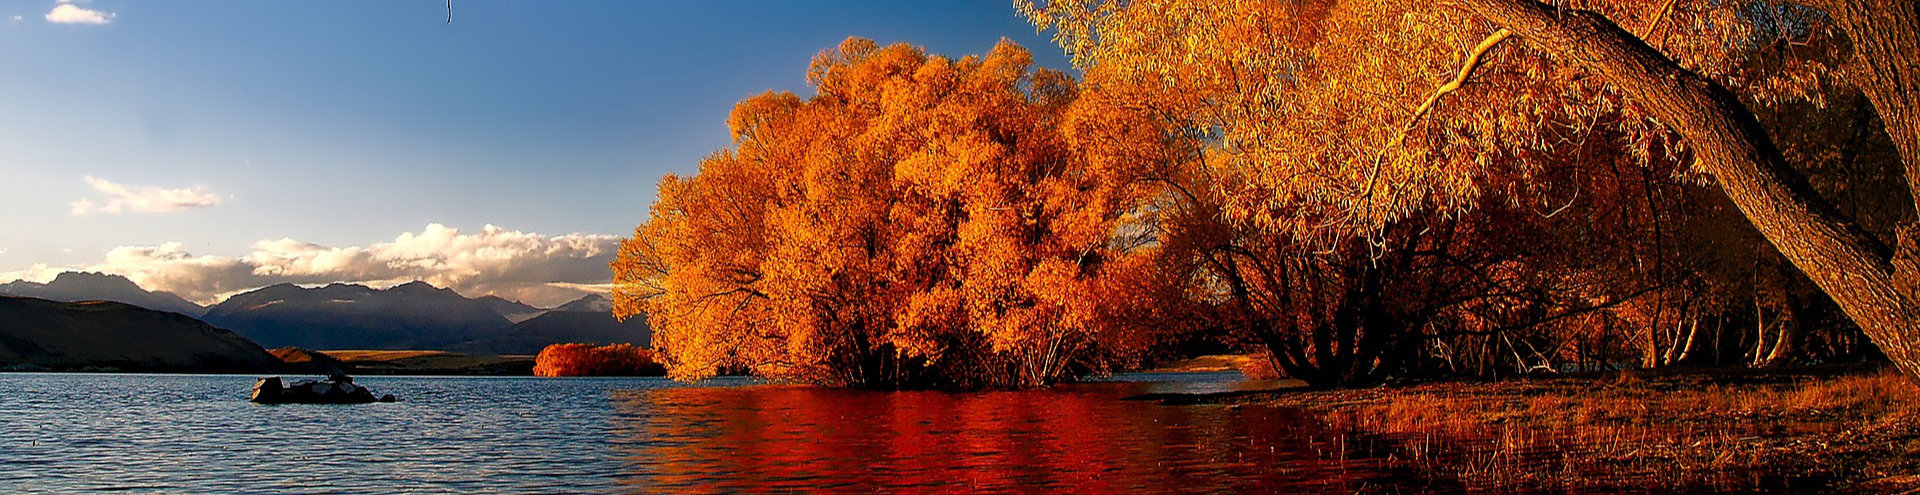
[0,223,621,307]
[70,176,223,215]
[45,3,111,25]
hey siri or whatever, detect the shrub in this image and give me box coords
[533,343,666,377]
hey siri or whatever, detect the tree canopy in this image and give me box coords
[616,0,1919,388]
[1020,0,1920,380]
[614,38,1174,388]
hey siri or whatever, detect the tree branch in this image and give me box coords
[1361,28,1514,203]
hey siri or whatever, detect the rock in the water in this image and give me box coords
[250,377,284,402]
[248,375,390,404]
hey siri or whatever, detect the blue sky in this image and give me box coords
[0,0,1069,305]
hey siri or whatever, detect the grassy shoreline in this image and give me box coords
[1139,364,1920,492]
[318,350,535,375]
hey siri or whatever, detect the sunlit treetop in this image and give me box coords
[1017,0,1849,242]
[616,38,1175,387]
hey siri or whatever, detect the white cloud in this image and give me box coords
[45,3,111,25]
[70,176,222,215]
[0,223,622,307]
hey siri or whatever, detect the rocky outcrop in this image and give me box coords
[249,375,395,404]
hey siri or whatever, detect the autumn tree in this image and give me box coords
[1131,110,1716,385]
[1459,0,1920,379]
[1022,0,1920,378]
[533,343,666,377]
[613,38,1175,389]
[1018,0,1682,385]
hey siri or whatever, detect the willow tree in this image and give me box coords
[613,39,1174,389]
[1022,0,1920,377]
[1464,0,1920,377]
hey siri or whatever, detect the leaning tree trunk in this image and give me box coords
[1465,0,1920,378]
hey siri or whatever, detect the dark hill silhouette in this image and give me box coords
[203,281,512,350]
[0,271,206,317]
[0,295,278,372]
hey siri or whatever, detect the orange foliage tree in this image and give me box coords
[533,343,667,377]
[1019,0,1912,385]
[1021,0,1920,379]
[1015,0,1692,386]
[612,38,1176,388]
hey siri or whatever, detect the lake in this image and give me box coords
[0,372,1441,493]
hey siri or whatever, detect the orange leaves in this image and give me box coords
[728,92,803,143]
[533,343,666,377]
[1024,0,1701,242]
[615,38,1173,388]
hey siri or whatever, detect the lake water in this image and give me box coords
[0,372,1440,493]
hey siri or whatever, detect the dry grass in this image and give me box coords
[320,349,535,375]
[322,350,456,361]
[1241,366,1920,493]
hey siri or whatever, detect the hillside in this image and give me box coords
[454,294,651,355]
[269,347,351,374]
[0,272,206,317]
[475,295,546,323]
[203,281,512,350]
[0,295,279,373]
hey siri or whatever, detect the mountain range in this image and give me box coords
[476,295,546,324]
[452,294,651,355]
[0,272,206,317]
[0,272,651,358]
[203,281,517,350]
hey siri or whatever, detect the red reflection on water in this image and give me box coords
[610,383,1424,493]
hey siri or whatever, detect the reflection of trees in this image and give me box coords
[606,384,1435,493]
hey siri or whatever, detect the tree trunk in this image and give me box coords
[1818,0,1920,208]
[1466,0,1920,378]
[1761,297,1803,367]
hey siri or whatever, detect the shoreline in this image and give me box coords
[1,350,538,376]
[1135,364,1920,492]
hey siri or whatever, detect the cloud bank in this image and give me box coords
[0,223,622,307]
[71,176,223,215]
[45,3,111,24]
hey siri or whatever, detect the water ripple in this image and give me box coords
[0,372,1423,493]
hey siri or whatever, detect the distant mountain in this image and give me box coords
[0,295,279,373]
[475,295,546,324]
[552,293,615,313]
[203,281,513,350]
[0,272,206,317]
[453,294,650,355]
